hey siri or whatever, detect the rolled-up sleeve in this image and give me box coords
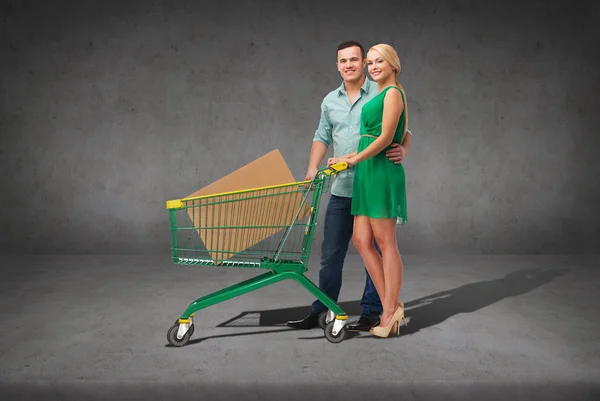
[313,100,333,146]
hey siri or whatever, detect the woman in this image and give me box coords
[333,44,409,338]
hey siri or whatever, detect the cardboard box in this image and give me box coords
[185,149,311,263]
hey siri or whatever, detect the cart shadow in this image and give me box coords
[169,266,568,346]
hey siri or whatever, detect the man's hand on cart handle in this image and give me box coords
[305,166,318,181]
[304,166,318,188]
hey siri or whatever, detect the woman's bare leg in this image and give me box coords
[352,215,386,304]
[370,217,403,328]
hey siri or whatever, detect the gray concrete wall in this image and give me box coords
[1,0,599,255]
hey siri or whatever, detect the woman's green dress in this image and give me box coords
[351,85,408,224]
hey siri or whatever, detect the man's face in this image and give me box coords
[336,46,366,83]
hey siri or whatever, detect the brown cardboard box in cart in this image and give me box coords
[184,149,312,264]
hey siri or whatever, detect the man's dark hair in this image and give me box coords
[337,41,365,60]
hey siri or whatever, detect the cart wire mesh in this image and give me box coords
[168,176,332,268]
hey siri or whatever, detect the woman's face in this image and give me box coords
[367,49,394,82]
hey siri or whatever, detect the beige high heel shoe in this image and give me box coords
[371,305,406,338]
[371,302,408,338]
[370,316,399,338]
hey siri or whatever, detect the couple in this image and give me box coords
[287,41,411,338]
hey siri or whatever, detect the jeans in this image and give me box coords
[311,194,383,320]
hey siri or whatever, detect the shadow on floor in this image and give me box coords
[395,265,569,337]
[176,266,569,345]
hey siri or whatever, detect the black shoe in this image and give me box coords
[287,312,320,330]
[347,316,380,332]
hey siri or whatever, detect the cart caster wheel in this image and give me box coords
[318,310,335,330]
[318,310,328,330]
[167,323,191,347]
[324,320,347,344]
[173,320,194,338]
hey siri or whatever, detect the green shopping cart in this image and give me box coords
[165,162,350,346]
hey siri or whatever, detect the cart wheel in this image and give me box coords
[324,320,347,344]
[318,310,328,330]
[173,320,195,338]
[167,323,191,347]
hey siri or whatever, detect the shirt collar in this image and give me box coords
[337,76,373,96]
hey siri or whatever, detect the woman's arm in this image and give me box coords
[349,88,404,165]
[327,151,357,166]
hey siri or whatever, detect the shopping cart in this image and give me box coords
[164,162,350,346]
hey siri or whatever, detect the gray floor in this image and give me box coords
[1,253,599,400]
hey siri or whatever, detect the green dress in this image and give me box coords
[351,86,408,224]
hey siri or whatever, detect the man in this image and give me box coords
[287,41,412,332]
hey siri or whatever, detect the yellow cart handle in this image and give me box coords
[166,162,349,209]
[320,162,348,176]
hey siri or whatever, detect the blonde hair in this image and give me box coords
[369,43,409,142]
[369,43,401,85]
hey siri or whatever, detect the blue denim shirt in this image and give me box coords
[313,78,412,198]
